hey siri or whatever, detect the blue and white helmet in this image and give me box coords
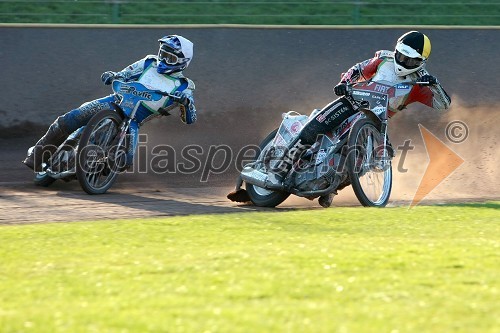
[157,35,194,75]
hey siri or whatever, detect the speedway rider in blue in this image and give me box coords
[23,35,196,172]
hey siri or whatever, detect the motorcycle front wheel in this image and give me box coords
[346,118,392,207]
[76,109,126,195]
[245,129,290,207]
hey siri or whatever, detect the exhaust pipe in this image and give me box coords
[240,166,284,190]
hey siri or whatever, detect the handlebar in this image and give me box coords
[344,79,432,98]
[345,79,431,89]
[152,89,182,102]
[413,81,432,86]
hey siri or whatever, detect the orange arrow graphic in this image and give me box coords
[411,124,465,208]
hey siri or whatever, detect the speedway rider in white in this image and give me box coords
[333,30,451,113]
[237,31,451,206]
[23,35,196,172]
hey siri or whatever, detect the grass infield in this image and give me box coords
[0,202,498,332]
[1,1,498,25]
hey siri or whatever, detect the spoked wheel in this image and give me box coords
[76,110,126,194]
[245,129,290,207]
[346,118,392,207]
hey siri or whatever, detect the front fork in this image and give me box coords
[379,119,393,164]
[381,120,388,151]
[116,118,140,166]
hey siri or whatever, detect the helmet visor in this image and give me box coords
[158,47,179,65]
[395,51,423,69]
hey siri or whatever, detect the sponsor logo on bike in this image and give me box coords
[316,102,344,123]
[352,91,370,97]
[372,106,386,115]
[121,101,135,110]
[370,93,387,101]
[120,85,153,100]
[374,84,390,93]
[290,121,302,135]
[324,106,350,125]
[333,118,350,136]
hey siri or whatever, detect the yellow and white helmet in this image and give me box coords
[394,31,431,76]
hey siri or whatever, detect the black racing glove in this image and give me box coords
[334,81,348,96]
[101,71,116,85]
[418,74,437,86]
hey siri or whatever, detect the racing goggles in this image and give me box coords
[158,47,179,65]
[395,51,423,69]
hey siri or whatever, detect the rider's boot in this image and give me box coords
[227,176,252,203]
[241,139,307,188]
[318,191,336,208]
[22,124,66,172]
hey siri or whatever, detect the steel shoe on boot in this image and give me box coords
[22,155,36,171]
[22,146,44,172]
[318,192,335,208]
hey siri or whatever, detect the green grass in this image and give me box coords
[0,0,499,25]
[0,202,499,333]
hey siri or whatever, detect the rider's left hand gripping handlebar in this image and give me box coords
[153,90,186,104]
[170,91,189,105]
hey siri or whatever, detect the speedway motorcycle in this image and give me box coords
[228,79,427,208]
[31,80,180,194]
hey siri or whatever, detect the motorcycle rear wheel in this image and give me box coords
[76,109,125,195]
[346,118,392,207]
[246,129,290,207]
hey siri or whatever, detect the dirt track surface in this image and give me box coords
[0,138,324,225]
[0,183,253,225]
[3,182,497,225]
[0,136,351,225]
[2,134,498,225]
[1,28,498,224]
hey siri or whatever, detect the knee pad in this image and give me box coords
[58,107,89,135]
[43,116,68,141]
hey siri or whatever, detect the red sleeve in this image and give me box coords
[405,85,434,108]
[340,56,384,83]
[360,57,383,80]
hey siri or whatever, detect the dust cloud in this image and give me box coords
[102,94,499,204]
[390,97,499,202]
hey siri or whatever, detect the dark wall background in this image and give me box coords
[1,27,498,190]
[1,27,498,133]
